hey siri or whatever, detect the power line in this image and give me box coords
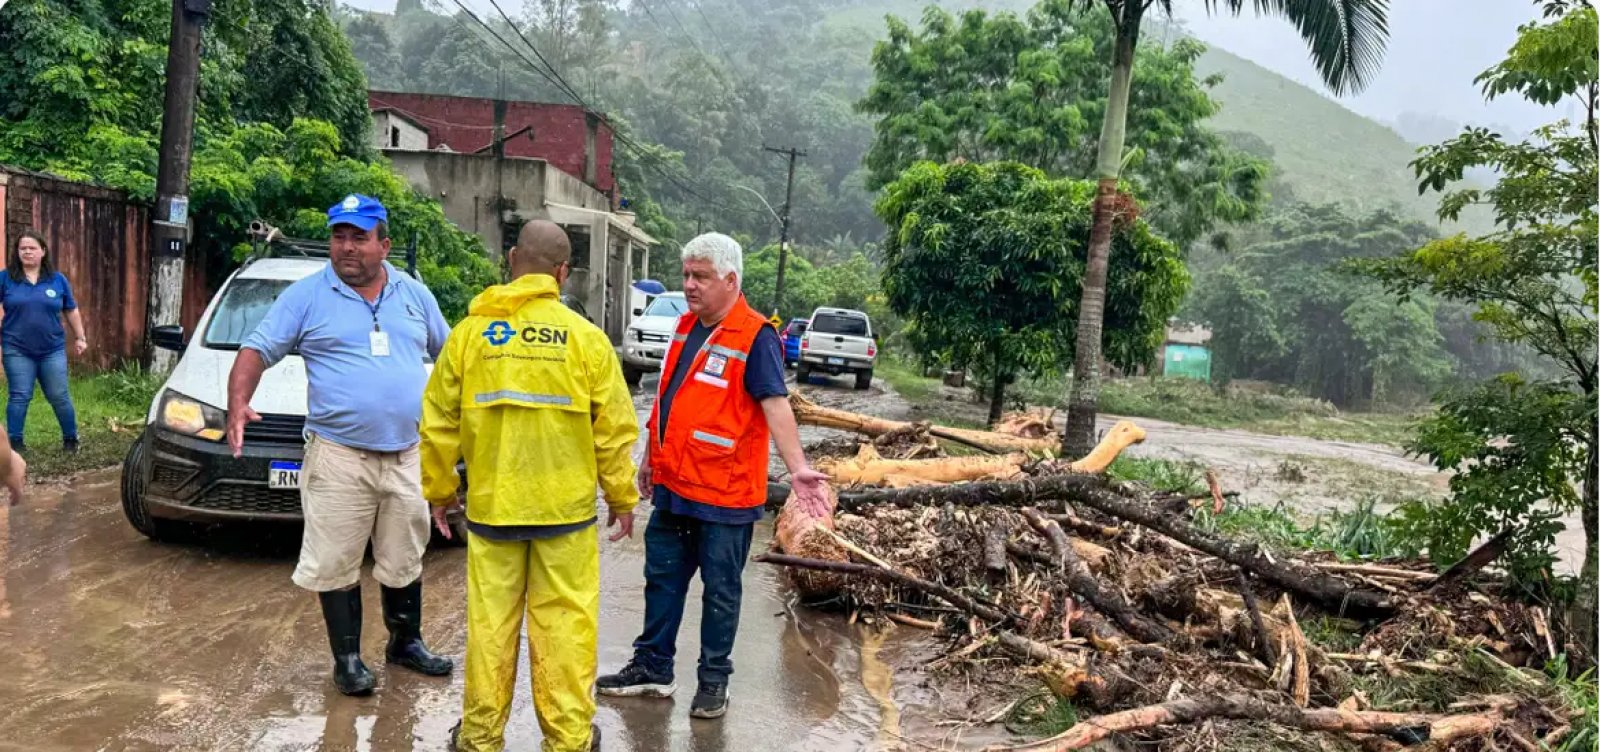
[425,0,766,219]
[481,0,589,105]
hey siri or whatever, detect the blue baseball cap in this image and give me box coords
[326,193,388,231]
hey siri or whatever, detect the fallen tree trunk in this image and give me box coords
[754,552,1013,624]
[819,444,1028,487]
[867,478,1396,617]
[772,485,849,596]
[791,391,1058,453]
[1020,507,1172,643]
[989,693,1504,751]
[838,473,1108,511]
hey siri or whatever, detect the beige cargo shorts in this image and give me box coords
[291,433,431,592]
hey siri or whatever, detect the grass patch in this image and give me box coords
[1546,655,1599,752]
[1193,497,1420,562]
[875,356,940,404]
[13,363,160,480]
[1108,456,1204,495]
[1300,615,1365,653]
[1098,378,1423,447]
[1005,690,1079,737]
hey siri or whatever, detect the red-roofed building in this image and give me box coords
[366,91,653,345]
[368,91,615,195]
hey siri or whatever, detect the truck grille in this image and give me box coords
[151,464,196,490]
[243,413,306,445]
[638,332,670,344]
[188,484,304,516]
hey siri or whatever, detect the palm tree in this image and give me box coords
[1061,0,1391,455]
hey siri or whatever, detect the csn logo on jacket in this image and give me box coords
[482,320,570,347]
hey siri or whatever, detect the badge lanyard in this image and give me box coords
[366,287,391,357]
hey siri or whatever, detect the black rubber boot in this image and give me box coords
[318,587,376,696]
[381,579,453,676]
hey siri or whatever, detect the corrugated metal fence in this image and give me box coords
[0,166,167,372]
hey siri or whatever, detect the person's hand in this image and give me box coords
[790,467,831,518]
[226,405,262,459]
[4,450,24,506]
[607,510,634,541]
[73,337,88,356]
[635,462,653,497]
[432,502,461,539]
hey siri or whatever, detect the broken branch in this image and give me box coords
[986,693,1504,751]
[754,552,1013,624]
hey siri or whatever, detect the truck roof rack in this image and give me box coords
[245,219,419,277]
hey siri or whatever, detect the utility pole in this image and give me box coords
[147,0,209,372]
[763,144,805,318]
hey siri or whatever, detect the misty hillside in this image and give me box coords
[826,0,1485,232]
[1194,46,1489,232]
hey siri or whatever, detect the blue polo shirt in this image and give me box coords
[242,262,450,452]
[0,272,78,357]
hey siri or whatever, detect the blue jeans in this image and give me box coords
[4,349,77,444]
[631,505,754,687]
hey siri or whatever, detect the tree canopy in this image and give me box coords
[0,0,496,320]
[857,1,1267,246]
[875,160,1187,423]
[1359,1,1598,656]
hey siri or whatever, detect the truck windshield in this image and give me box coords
[644,296,687,317]
[812,313,868,337]
[203,278,295,350]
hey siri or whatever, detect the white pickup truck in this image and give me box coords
[796,306,876,390]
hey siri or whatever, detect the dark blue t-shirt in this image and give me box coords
[656,320,786,525]
[0,272,77,357]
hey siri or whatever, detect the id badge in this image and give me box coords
[370,330,391,357]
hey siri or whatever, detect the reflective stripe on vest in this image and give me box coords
[475,390,574,406]
[647,298,772,508]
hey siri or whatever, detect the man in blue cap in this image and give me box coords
[227,194,455,695]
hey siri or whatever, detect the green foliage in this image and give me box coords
[1355,3,1597,611]
[1545,654,1599,752]
[1193,496,1418,562]
[1189,203,1452,407]
[0,0,494,321]
[874,160,1186,418]
[857,2,1267,245]
[1390,376,1586,583]
[1108,456,1202,495]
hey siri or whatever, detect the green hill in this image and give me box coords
[824,1,1490,233]
[1194,46,1491,232]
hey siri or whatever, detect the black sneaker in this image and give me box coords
[689,683,728,720]
[596,660,675,698]
[63,438,79,454]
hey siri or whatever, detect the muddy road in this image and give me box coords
[0,378,1008,752]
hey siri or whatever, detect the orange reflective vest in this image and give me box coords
[647,297,770,509]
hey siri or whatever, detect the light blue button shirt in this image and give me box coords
[242,262,450,452]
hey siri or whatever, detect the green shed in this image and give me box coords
[1163,344,1212,382]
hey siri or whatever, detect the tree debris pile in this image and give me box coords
[770,395,1585,751]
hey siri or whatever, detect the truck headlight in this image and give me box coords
[629,328,644,342]
[159,390,227,441]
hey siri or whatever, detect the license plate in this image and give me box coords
[268,461,302,489]
[826,357,846,365]
[647,350,662,359]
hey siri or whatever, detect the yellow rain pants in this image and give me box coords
[458,526,599,752]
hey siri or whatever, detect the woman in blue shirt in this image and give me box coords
[1,231,87,453]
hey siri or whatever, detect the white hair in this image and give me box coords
[681,232,743,284]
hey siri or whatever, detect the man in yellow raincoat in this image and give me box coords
[420,220,639,752]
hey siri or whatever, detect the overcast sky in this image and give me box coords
[1170,0,1563,138]
[344,0,1567,138]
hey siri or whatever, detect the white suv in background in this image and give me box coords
[619,291,687,386]
[796,307,876,390]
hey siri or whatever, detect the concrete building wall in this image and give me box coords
[367,91,615,196]
[384,150,550,256]
[371,111,429,151]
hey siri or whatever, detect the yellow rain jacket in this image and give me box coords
[420,273,639,523]
[420,273,638,752]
